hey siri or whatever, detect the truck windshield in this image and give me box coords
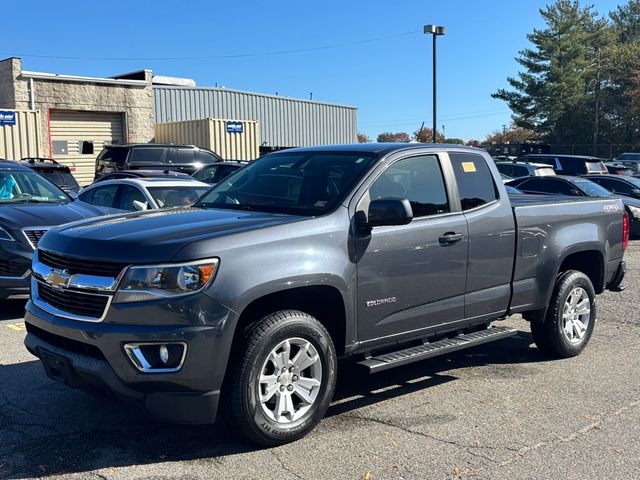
[196,152,377,215]
[0,171,69,204]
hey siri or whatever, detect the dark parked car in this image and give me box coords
[24,144,627,446]
[93,169,193,183]
[20,157,81,195]
[495,161,556,179]
[605,163,634,175]
[95,144,223,180]
[508,175,640,237]
[0,160,104,299]
[588,175,640,200]
[612,153,640,174]
[192,161,246,185]
[516,154,607,175]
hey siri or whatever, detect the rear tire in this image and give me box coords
[223,310,337,446]
[531,270,596,358]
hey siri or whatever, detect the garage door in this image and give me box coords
[49,111,124,185]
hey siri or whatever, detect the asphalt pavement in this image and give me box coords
[1,244,639,480]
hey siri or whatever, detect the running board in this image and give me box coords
[357,326,518,373]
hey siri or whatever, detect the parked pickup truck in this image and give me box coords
[24,144,628,445]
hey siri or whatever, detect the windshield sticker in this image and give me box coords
[462,161,477,173]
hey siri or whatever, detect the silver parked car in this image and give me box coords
[495,161,556,179]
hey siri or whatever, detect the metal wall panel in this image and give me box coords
[0,110,42,160]
[153,87,357,148]
[155,118,260,161]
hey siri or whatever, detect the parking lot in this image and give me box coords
[0,244,637,480]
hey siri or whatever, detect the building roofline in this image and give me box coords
[152,84,357,110]
[20,70,147,87]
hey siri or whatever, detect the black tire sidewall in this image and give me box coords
[242,314,336,444]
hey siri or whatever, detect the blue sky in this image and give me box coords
[2,0,625,141]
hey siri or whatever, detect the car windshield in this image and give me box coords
[147,186,210,208]
[196,152,378,215]
[39,170,79,189]
[0,170,69,204]
[618,153,640,161]
[573,179,614,197]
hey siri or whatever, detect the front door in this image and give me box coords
[355,153,468,343]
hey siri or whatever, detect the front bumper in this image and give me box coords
[24,293,237,424]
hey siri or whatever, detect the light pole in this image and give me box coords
[424,24,446,143]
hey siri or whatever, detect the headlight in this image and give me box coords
[627,205,640,219]
[113,259,219,303]
[0,226,14,242]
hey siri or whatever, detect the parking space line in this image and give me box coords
[5,322,26,332]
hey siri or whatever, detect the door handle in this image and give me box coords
[439,232,463,245]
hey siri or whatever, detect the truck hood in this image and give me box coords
[38,207,305,263]
[0,201,104,231]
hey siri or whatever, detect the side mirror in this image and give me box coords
[132,200,148,211]
[362,198,413,229]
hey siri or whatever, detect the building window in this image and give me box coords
[79,140,94,155]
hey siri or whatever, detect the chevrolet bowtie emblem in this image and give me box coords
[44,268,72,289]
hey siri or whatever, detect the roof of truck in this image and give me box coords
[270,143,486,156]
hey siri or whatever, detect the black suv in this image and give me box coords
[20,158,81,195]
[95,144,223,180]
[516,154,607,175]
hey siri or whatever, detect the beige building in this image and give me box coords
[0,57,154,184]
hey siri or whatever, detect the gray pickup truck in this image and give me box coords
[24,144,628,445]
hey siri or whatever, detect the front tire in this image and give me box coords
[531,270,596,358]
[223,310,337,446]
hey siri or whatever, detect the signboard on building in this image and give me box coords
[0,111,16,126]
[226,121,244,134]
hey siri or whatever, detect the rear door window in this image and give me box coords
[130,148,165,164]
[197,150,221,164]
[557,157,586,175]
[176,148,196,164]
[449,152,498,210]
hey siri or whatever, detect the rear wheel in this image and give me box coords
[223,310,337,446]
[531,270,596,358]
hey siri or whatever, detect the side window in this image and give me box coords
[215,165,239,183]
[449,153,498,210]
[496,164,513,177]
[78,188,95,203]
[368,155,449,217]
[130,148,165,164]
[119,185,147,211]
[523,178,575,195]
[513,166,529,177]
[197,150,220,164]
[558,158,584,175]
[88,185,119,208]
[177,148,196,164]
[193,165,218,183]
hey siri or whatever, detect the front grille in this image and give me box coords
[23,229,48,248]
[25,322,105,360]
[37,282,110,319]
[0,258,28,277]
[38,249,129,277]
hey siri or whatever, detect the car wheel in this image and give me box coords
[223,310,337,446]
[531,270,596,358]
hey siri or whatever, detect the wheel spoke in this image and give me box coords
[259,374,279,403]
[279,339,292,367]
[292,344,319,371]
[295,376,321,389]
[573,320,586,339]
[293,384,315,405]
[575,299,590,316]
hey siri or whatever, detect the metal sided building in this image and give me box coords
[153,85,358,153]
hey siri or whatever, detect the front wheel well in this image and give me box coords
[234,286,347,355]
[558,250,604,293]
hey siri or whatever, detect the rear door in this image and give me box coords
[355,152,468,343]
[449,152,516,321]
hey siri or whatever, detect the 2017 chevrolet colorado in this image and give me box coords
[24,144,628,445]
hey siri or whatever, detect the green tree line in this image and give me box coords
[493,0,640,153]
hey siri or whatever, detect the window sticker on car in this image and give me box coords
[462,161,477,173]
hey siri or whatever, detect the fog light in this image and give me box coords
[124,342,187,373]
[159,344,169,364]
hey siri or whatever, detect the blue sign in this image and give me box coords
[226,121,244,134]
[0,111,16,126]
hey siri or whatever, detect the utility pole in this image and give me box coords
[424,25,446,143]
